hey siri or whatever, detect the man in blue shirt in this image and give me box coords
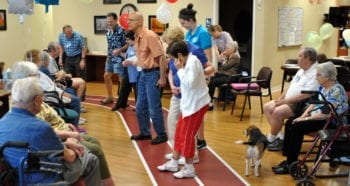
[0,77,100,185]
[58,25,87,81]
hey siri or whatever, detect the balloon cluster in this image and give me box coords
[304,23,334,50]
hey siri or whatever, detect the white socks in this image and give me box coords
[277,131,284,140]
[267,133,276,142]
[185,163,194,171]
[170,158,179,166]
[267,131,284,142]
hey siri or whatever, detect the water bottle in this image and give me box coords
[3,68,12,90]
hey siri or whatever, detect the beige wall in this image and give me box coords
[255,0,338,90]
[0,0,341,90]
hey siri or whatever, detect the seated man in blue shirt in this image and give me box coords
[0,77,101,185]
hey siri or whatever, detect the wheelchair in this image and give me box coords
[0,141,70,186]
[286,91,350,186]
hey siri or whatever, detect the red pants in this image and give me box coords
[174,105,208,158]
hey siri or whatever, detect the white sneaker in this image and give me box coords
[173,167,196,178]
[178,156,199,165]
[80,117,87,122]
[157,161,179,172]
[78,118,86,125]
[164,153,173,160]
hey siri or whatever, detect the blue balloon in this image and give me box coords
[345,40,350,47]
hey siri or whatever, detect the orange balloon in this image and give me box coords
[119,13,129,30]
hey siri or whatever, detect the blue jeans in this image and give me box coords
[66,92,81,126]
[135,70,166,136]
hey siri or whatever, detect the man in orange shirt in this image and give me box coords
[127,12,168,145]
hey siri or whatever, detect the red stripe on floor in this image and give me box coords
[85,95,248,185]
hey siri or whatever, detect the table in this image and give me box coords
[0,89,10,118]
[280,64,300,93]
[86,53,120,83]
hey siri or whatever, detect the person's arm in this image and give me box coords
[156,54,167,87]
[58,45,64,67]
[79,46,87,70]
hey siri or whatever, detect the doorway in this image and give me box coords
[219,0,253,74]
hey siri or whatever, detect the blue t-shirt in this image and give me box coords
[185,24,212,50]
[168,43,207,98]
[125,45,139,83]
[0,108,64,184]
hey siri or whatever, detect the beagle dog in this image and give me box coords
[236,125,268,177]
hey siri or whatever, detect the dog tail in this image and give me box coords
[235,140,252,145]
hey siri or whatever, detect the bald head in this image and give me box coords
[128,12,144,32]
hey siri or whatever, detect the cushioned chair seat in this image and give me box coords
[230,83,259,90]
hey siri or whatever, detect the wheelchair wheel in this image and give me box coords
[296,178,315,186]
[289,161,308,180]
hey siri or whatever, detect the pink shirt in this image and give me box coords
[135,27,164,69]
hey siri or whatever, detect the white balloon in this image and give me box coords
[8,0,34,15]
[156,2,172,24]
[342,29,350,40]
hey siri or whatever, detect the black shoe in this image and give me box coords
[208,105,214,111]
[272,160,287,171]
[151,135,168,145]
[267,138,284,151]
[111,105,126,111]
[130,134,152,140]
[273,163,289,174]
[197,139,207,150]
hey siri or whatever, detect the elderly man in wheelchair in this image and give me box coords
[0,77,101,185]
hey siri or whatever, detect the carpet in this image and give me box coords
[85,95,249,186]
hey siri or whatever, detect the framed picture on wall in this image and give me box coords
[94,16,108,34]
[148,15,168,35]
[0,10,7,31]
[138,0,156,3]
[103,0,121,4]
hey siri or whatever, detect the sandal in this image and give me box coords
[100,98,114,104]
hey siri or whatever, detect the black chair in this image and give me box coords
[281,59,299,93]
[229,67,273,121]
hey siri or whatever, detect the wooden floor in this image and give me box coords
[81,82,349,186]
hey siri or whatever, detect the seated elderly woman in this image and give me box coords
[207,41,240,110]
[273,62,349,174]
[22,50,83,131]
[0,77,100,185]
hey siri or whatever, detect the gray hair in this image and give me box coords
[302,47,317,63]
[47,41,59,52]
[317,61,337,81]
[226,41,238,52]
[12,61,39,80]
[40,51,50,67]
[11,77,43,105]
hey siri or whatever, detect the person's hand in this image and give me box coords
[65,139,85,157]
[122,60,132,67]
[157,77,166,88]
[58,58,63,67]
[112,49,121,56]
[79,59,85,70]
[171,87,181,96]
[174,59,184,69]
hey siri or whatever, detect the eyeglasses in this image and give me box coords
[127,19,139,22]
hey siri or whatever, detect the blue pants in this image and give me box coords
[135,70,166,136]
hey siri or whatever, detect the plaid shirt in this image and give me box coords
[58,32,85,57]
[106,25,126,64]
